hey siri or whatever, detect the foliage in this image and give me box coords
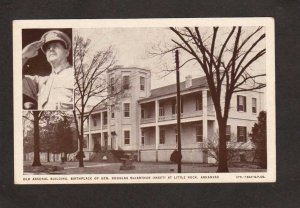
[24,129,34,154]
[206,131,236,163]
[23,111,77,162]
[251,111,267,168]
[53,116,77,154]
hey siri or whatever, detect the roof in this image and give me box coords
[140,76,208,101]
[108,66,151,73]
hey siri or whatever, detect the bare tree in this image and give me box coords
[154,26,266,172]
[72,35,122,167]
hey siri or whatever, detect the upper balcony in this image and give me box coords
[140,91,215,124]
[82,111,108,132]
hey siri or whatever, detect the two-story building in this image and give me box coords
[81,66,265,163]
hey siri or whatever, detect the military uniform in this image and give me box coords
[23,66,74,110]
[22,30,74,110]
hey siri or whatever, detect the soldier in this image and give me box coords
[22,30,74,110]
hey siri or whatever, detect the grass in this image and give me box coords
[23,161,266,175]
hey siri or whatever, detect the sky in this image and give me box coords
[74,27,266,89]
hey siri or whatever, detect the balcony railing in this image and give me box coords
[181,110,203,118]
[140,117,156,124]
[90,125,101,131]
[158,114,176,121]
[158,110,203,122]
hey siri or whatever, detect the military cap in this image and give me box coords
[41,30,71,53]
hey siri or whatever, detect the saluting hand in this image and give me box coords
[22,40,44,60]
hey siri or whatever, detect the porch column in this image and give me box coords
[100,112,103,130]
[88,115,92,152]
[155,100,159,162]
[137,104,142,161]
[138,127,142,162]
[107,110,111,150]
[202,90,208,142]
[101,132,104,151]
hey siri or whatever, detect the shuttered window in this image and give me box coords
[237,126,247,142]
[237,95,247,112]
[124,131,130,144]
[124,103,130,117]
[123,75,129,90]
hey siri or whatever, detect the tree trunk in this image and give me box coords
[78,133,84,167]
[73,110,84,167]
[217,120,229,172]
[32,111,41,166]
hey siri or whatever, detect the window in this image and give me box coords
[141,131,145,145]
[140,76,145,91]
[159,129,165,144]
[111,105,115,119]
[123,75,130,90]
[110,77,115,93]
[124,103,130,117]
[226,125,231,141]
[159,106,165,117]
[124,131,130,145]
[141,108,145,119]
[196,122,203,142]
[237,126,247,142]
[237,95,247,112]
[252,98,257,113]
[196,93,203,111]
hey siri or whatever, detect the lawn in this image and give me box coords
[23,161,266,175]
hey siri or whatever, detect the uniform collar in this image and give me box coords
[52,63,71,75]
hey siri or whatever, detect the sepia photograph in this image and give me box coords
[14,19,275,184]
[22,28,74,111]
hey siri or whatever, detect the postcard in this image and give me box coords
[14,18,275,184]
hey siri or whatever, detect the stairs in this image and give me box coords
[89,150,124,163]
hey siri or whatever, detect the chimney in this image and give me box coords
[185,75,192,88]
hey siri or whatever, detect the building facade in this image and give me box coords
[82,67,265,163]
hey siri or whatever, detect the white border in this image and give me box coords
[14,18,276,184]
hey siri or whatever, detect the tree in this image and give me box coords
[39,111,56,162]
[206,131,236,163]
[251,111,267,168]
[24,111,76,164]
[23,111,44,166]
[39,111,77,162]
[54,115,77,159]
[24,128,34,157]
[73,35,122,167]
[162,27,266,172]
